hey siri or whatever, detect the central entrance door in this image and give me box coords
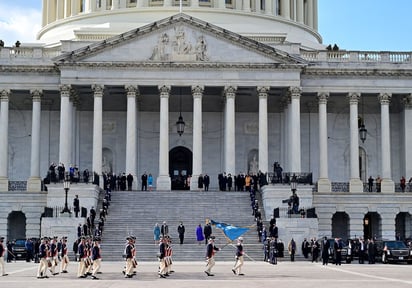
[169,146,192,190]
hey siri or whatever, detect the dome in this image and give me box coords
[37,0,322,49]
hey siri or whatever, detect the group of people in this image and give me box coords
[45,162,90,184]
[218,171,267,192]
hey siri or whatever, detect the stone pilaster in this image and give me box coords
[403,94,412,178]
[59,85,72,168]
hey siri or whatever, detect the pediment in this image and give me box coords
[55,14,304,66]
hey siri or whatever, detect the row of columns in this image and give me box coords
[41,0,318,31]
[0,87,406,192]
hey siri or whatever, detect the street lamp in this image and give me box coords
[290,174,298,192]
[61,173,71,214]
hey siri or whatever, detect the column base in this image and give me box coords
[156,176,171,191]
[190,175,199,191]
[0,177,9,192]
[317,178,331,193]
[349,178,363,193]
[27,177,42,192]
[380,179,395,193]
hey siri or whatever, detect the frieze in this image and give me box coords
[303,68,412,77]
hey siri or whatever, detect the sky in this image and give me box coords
[0,0,411,51]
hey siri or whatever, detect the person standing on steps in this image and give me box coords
[177,222,185,245]
[161,221,169,238]
[73,195,80,217]
[204,236,220,276]
[203,222,212,245]
[141,172,148,191]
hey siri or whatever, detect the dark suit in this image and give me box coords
[321,239,330,265]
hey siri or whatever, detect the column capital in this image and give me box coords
[191,85,204,98]
[403,94,412,109]
[257,86,270,98]
[317,92,329,104]
[59,84,71,97]
[289,86,302,99]
[92,84,105,97]
[378,93,392,105]
[347,92,360,104]
[224,86,237,99]
[158,85,171,98]
[125,85,139,97]
[0,89,10,101]
[30,89,43,102]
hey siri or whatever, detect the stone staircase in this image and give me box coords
[100,190,265,261]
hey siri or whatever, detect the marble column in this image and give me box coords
[42,0,48,26]
[224,86,237,176]
[348,92,363,192]
[59,85,71,168]
[403,94,412,178]
[313,0,318,30]
[289,87,301,173]
[280,0,290,19]
[307,0,314,28]
[258,87,269,174]
[157,85,171,191]
[163,0,172,7]
[265,0,273,15]
[27,90,43,192]
[379,93,394,193]
[242,0,251,12]
[125,85,138,190]
[0,90,10,191]
[64,0,71,18]
[296,0,304,23]
[92,85,104,187]
[191,85,204,191]
[317,92,331,192]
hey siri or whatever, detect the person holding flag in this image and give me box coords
[204,236,220,276]
[232,237,245,276]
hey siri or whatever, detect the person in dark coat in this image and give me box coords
[198,174,204,191]
[73,195,80,217]
[203,174,210,191]
[203,222,212,244]
[321,237,330,265]
[126,173,133,191]
[196,224,204,244]
[177,222,185,244]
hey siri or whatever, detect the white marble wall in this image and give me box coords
[6,108,404,187]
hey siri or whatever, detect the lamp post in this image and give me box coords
[290,174,298,193]
[61,173,71,214]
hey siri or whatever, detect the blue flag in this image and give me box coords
[210,220,250,241]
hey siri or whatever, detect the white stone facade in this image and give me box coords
[0,7,412,242]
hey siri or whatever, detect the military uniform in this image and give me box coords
[205,236,219,276]
[60,237,69,273]
[158,237,167,278]
[91,237,101,279]
[232,237,245,275]
[36,237,50,278]
[77,237,87,278]
[49,237,59,275]
[124,237,135,278]
[0,237,7,276]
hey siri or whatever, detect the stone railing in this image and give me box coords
[300,50,412,64]
[8,181,27,191]
[0,46,61,61]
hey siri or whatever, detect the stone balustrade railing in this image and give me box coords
[300,50,412,63]
[1,45,411,64]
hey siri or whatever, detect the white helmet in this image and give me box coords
[238,237,244,241]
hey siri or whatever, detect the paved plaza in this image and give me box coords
[1,260,412,288]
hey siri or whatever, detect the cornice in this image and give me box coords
[0,65,59,74]
[303,67,412,77]
[56,61,304,71]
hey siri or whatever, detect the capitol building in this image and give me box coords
[1,0,412,245]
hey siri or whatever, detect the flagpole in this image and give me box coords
[180,0,182,13]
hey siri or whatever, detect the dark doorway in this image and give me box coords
[169,146,192,190]
[395,212,411,241]
[332,212,349,240]
[7,211,26,240]
[363,212,381,240]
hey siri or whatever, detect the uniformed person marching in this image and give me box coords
[49,236,59,275]
[165,236,173,276]
[60,237,69,273]
[158,236,167,278]
[36,237,50,279]
[232,237,245,276]
[0,237,7,276]
[77,237,87,278]
[205,236,220,276]
[85,237,93,276]
[91,237,102,279]
[124,236,135,278]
